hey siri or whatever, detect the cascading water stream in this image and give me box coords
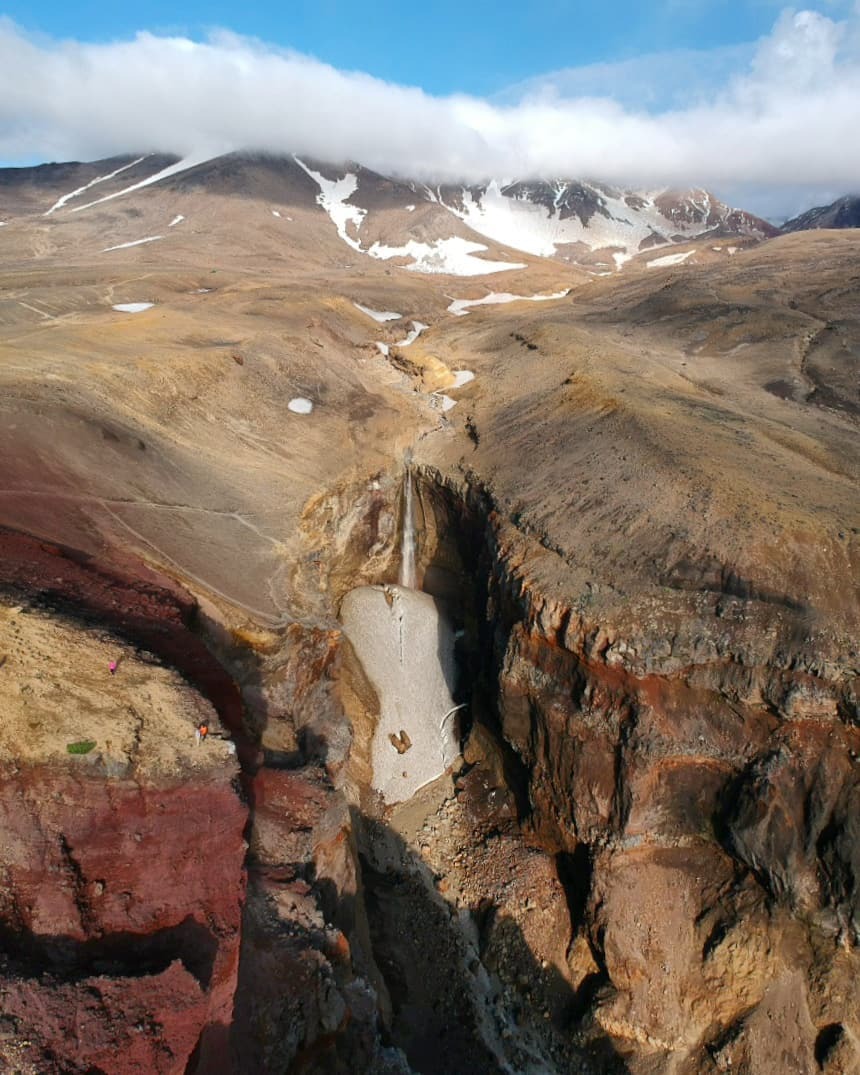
[399,468,417,589]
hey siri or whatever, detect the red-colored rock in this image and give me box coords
[0,766,247,1074]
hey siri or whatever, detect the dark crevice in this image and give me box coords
[0,916,219,989]
[815,1023,845,1068]
[555,845,593,933]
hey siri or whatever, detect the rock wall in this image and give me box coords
[0,770,247,1075]
[411,466,860,1073]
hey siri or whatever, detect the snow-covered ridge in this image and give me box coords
[437,180,772,268]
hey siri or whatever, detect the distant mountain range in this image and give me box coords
[0,152,856,276]
[782,194,860,233]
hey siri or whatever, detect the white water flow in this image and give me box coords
[399,469,417,589]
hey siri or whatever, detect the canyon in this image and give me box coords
[0,154,857,1073]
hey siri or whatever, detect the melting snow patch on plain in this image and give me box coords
[288,397,314,414]
[646,249,696,268]
[169,215,184,227]
[447,289,568,316]
[354,302,401,322]
[368,237,525,276]
[112,302,153,313]
[102,235,163,252]
[45,156,147,215]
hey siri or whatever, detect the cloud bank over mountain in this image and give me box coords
[1,8,858,217]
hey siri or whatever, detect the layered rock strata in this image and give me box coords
[0,601,247,1074]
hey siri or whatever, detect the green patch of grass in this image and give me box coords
[66,740,97,755]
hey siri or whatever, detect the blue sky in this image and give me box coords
[2,0,850,96]
[1,2,859,216]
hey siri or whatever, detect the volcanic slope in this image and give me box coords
[0,153,858,1075]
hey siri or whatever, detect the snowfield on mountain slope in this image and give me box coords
[295,158,525,275]
[45,156,147,215]
[294,157,366,251]
[647,249,697,268]
[102,235,163,252]
[368,236,525,275]
[71,155,211,212]
[442,181,763,265]
[447,289,569,315]
[354,302,402,322]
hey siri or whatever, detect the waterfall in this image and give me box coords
[399,468,416,589]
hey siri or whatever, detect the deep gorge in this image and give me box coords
[0,457,857,1074]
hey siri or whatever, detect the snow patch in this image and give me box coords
[646,249,696,268]
[432,394,457,412]
[72,155,210,212]
[447,289,568,316]
[368,237,524,276]
[396,321,428,347]
[112,302,153,313]
[354,302,401,322]
[727,246,739,255]
[288,397,314,414]
[169,214,184,227]
[102,235,163,252]
[296,159,523,276]
[45,156,147,215]
[271,209,281,217]
[442,180,735,269]
[405,204,416,212]
[294,156,365,250]
[451,370,475,388]
[376,342,390,356]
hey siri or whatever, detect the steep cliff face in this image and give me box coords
[0,600,248,1074]
[403,467,860,1073]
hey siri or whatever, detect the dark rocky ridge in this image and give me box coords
[782,194,860,233]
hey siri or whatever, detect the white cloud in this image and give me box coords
[0,9,858,218]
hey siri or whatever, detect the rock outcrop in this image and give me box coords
[0,601,247,1074]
